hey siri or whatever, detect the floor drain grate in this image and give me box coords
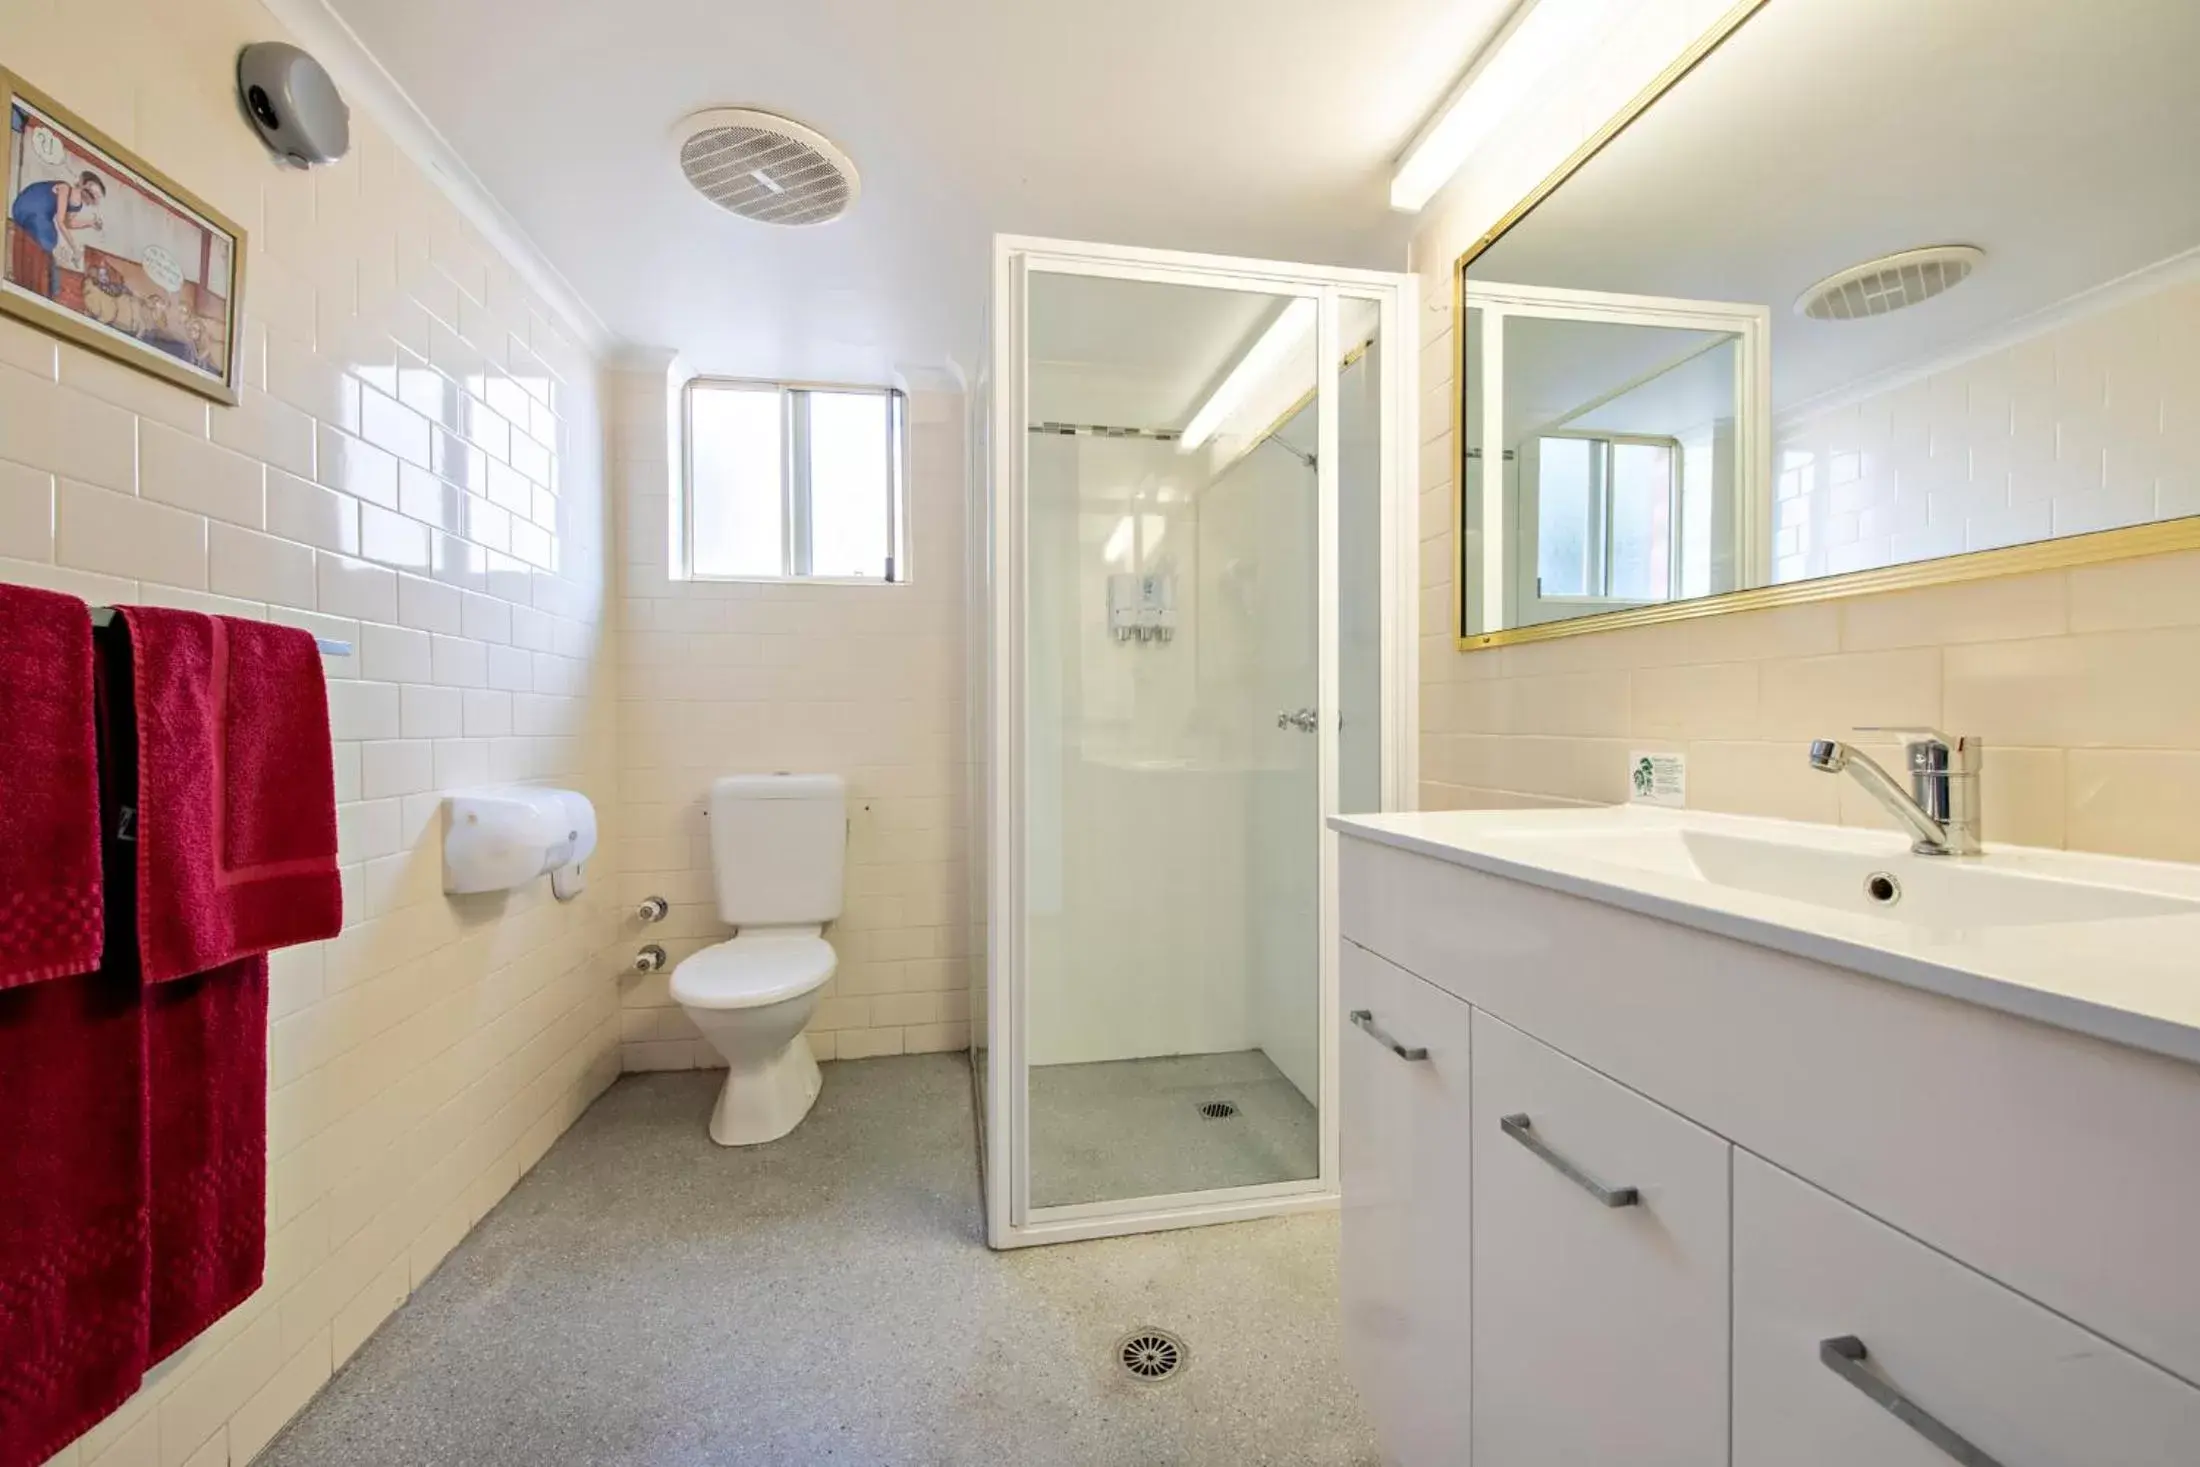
[1117,1328,1187,1382]
[1198,1100,1238,1119]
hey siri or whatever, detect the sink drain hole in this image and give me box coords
[1864,872,1902,905]
[1198,1100,1239,1119]
[1117,1328,1187,1382]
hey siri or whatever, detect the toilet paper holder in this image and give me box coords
[443,786,599,900]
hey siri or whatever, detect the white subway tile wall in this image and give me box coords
[609,369,971,1068]
[1773,273,2200,581]
[1,2,621,1464]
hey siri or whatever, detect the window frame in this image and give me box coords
[1530,428,1682,603]
[680,376,908,584]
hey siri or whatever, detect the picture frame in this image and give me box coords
[2,68,245,405]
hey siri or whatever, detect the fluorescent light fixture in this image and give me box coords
[1179,298,1317,453]
[1391,0,1616,213]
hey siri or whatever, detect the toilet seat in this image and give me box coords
[670,933,836,1011]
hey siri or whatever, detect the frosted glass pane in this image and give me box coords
[1608,441,1674,601]
[1537,436,1595,597]
[690,386,783,577]
[1022,270,1322,1209]
[807,391,892,579]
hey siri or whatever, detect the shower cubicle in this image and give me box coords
[974,236,1419,1247]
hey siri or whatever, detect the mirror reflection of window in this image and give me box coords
[1608,439,1675,602]
[1535,435,1596,598]
[1532,436,1678,603]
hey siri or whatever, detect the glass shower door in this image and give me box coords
[1021,269,1325,1212]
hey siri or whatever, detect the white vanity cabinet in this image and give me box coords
[1339,942,1473,1467]
[1470,1013,1730,1466]
[1334,815,2200,1465]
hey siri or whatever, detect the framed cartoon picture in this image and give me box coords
[2,69,244,405]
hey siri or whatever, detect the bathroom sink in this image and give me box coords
[1530,826,2200,930]
[1333,804,2200,1067]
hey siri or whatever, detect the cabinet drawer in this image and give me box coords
[1735,1151,2200,1465]
[1471,1011,1729,1466]
[1340,941,1472,1467]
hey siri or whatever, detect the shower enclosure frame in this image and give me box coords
[982,234,1420,1249]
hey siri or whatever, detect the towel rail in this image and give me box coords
[88,605,353,659]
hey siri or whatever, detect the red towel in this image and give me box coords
[0,972,149,1467]
[117,607,341,983]
[117,608,341,1359]
[0,585,102,989]
[145,955,269,1364]
[0,591,144,1467]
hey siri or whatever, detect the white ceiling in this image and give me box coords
[327,0,1513,382]
[1472,0,2200,411]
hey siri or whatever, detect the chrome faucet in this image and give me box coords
[1807,727,1982,856]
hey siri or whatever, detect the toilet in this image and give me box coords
[672,773,846,1146]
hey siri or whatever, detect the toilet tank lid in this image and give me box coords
[711,773,845,801]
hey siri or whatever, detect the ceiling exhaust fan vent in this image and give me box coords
[674,108,858,227]
[1796,245,1984,321]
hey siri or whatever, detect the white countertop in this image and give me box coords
[1332,806,2200,1067]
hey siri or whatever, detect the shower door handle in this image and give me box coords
[1276,707,1320,732]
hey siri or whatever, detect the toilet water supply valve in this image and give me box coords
[637,895,670,923]
[632,945,667,974]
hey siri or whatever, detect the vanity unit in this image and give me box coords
[1335,806,2200,1465]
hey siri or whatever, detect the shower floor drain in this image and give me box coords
[1198,1100,1239,1119]
[1117,1328,1187,1382]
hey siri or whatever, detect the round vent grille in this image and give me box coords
[1796,245,1984,321]
[675,108,858,226]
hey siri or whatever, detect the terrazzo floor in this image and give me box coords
[257,1054,1377,1466]
[1029,1050,1321,1208]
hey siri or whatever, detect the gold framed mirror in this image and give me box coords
[1453,0,2200,651]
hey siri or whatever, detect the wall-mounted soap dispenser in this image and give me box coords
[443,787,598,900]
[1107,571,1176,644]
[1108,573,1140,643]
[1140,572,1176,644]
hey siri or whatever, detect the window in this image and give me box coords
[683,379,906,581]
[1534,433,1676,601]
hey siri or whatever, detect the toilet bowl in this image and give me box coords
[673,772,848,1146]
[672,928,836,1146]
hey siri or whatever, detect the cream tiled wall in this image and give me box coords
[1774,271,2200,581]
[608,365,972,1066]
[1410,15,2200,865]
[2,2,622,1464]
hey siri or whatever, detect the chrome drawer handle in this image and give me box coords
[1819,1337,2001,1467]
[1498,1113,1639,1208]
[1348,1009,1428,1061]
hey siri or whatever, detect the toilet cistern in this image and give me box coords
[1807,728,1982,856]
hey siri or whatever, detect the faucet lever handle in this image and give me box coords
[1853,724,1953,745]
[1855,726,1981,772]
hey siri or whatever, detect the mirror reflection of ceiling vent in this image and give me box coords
[1796,245,1984,321]
[675,108,858,226]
